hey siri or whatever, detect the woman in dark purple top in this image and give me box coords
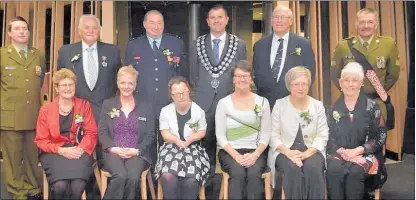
[98,66,155,199]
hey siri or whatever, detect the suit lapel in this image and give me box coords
[352,38,366,56]
[6,45,25,66]
[73,42,88,89]
[219,34,230,62]
[265,34,273,68]
[205,34,216,65]
[367,38,379,54]
[278,32,296,84]
[93,42,104,91]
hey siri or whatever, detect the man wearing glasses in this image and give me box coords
[253,5,315,109]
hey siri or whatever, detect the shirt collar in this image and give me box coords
[210,32,227,43]
[82,41,98,52]
[12,44,28,54]
[146,34,163,45]
[273,31,290,42]
[358,35,373,46]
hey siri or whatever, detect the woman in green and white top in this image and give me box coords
[215,60,271,199]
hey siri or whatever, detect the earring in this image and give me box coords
[340,88,343,92]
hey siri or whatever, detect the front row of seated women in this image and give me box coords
[35,61,387,199]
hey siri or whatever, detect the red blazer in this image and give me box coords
[35,96,97,155]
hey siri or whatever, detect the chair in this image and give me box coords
[100,168,156,199]
[157,178,206,199]
[43,170,87,200]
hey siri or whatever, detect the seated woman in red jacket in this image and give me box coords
[35,68,97,199]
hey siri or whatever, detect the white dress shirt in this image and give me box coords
[82,41,99,86]
[210,32,227,59]
[270,32,290,82]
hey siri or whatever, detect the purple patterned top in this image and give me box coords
[113,108,138,148]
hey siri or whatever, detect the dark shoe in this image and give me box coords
[27,193,43,200]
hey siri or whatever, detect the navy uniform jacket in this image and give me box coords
[125,34,186,115]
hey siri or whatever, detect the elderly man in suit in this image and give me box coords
[57,14,122,198]
[189,4,247,190]
[125,10,186,167]
[253,5,315,109]
[1,16,45,200]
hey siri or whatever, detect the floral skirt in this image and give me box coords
[154,143,211,186]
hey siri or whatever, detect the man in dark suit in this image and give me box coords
[57,14,121,198]
[253,5,315,109]
[189,4,247,186]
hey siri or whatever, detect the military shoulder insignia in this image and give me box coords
[376,56,386,69]
[167,33,181,39]
[395,58,400,66]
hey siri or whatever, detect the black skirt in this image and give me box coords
[40,152,94,184]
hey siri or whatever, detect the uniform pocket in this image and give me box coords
[0,104,15,128]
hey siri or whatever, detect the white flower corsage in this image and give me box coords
[108,108,120,119]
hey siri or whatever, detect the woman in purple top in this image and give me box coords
[98,66,155,199]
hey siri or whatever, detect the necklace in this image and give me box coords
[59,105,73,114]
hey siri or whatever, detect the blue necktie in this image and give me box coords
[153,40,159,52]
[213,39,221,65]
[272,38,284,80]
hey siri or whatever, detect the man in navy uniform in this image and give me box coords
[125,9,186,166]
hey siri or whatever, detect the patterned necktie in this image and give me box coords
[153,40,159,52]
[213,39,221,65]
[19,50,26,63]
[272,38,284,80]
[86,47,98,90]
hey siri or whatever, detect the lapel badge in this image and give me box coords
[138,117,147,121]
[352,40,356,44]
[102,56,108,67]
[376,56,386,69]
[7,48,12,53]
[31,49,35,53]
[376,39,380,44]
[35,66,42,76]
[134,56,141,60]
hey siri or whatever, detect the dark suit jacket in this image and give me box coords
[190,33,247,112]
[57,41,122,122]
[253,32,315,108]
[125,34,186,115]
[35,96,98,155]
[98,94,155,163]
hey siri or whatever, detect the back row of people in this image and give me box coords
[1,3,397,200]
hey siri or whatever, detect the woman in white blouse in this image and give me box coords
[216,60,271,199]
[268,66,328,199]
[155,76,210,199]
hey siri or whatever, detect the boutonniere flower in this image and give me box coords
[7,48,12,53]
[333,111,342,123]
[162,49,180,68]
[186,119,200,132]
[295,47,302,56]
[101,56,107,67]
[71,54,81,62]
[254,104,263,118]
[108,108,120,119]
[75,114,84,124]
[300,110,313,128]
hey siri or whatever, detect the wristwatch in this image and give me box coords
[136,150,141,156]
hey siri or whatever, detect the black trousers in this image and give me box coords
[326,158,366,200]
[219,149,266,199]
[102,153,149,199]
[274,152,326,199]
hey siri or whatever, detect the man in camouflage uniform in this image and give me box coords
[0,16,45,200]
[330,7,400,120]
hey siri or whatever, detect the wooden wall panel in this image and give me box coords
[101,1,115,44]
[1,2,6,47]
[309,1,321,100]
[4,2,17,46]
[347,1,359,36]
[16,2,30,24]
[33,2,47,52]
[329,1,342,103]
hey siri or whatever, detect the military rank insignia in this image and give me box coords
[376,56,386,69]
[35,65,42,76]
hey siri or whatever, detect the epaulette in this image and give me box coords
[342,36,355,41]
[166,33,182,39]
[377,35,394,40]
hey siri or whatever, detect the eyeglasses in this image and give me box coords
[290,83,309,88]
[58,83,75,88]
[171,90,189,98]
[234,75,251,80]
[272,15,291,21]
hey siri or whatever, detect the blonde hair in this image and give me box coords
[52,68,77,87]
[285,66,311,91]
[356,8,379,22]
[117,65,138,82]
[340,62,365,81]
[273,5,293,19]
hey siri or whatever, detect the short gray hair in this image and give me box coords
[273,5,293,19]
[143,10,164,22]
[340,62,365,81]
[78,15,101,29]
[285,66,311,91]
